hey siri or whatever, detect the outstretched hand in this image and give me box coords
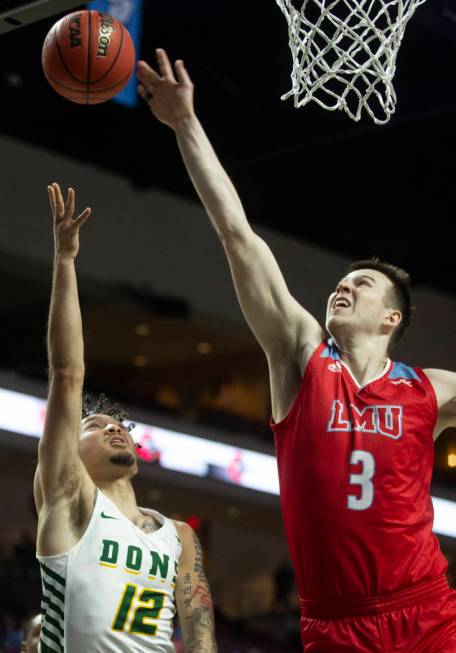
[48,182,91,259]
[136,49,195,130]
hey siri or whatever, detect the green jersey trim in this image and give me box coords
[40,563,66,652]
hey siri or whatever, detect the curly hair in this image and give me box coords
[82,393,135,432]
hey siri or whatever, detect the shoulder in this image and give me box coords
[300,337,338,371]
[173,520,197,547]
[172,521,203,569]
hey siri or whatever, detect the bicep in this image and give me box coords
[223,231,324,356]
[424,368,456,411]
[424,368,456,436]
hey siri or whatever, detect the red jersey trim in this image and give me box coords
[340,358,392,393]
[270,340,327,432]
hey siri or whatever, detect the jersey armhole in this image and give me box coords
[271,340,327,432]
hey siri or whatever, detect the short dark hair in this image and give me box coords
[82,393,135,432]
[347,257,414,344]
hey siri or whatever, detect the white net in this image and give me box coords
[276,0,426,124]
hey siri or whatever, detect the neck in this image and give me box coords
[332,332,390,387]
[96,477,140,517]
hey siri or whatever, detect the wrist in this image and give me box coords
[173,112,198,134]
[54,252,76,266]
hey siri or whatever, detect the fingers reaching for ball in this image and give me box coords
[136,49,195,130]
[136,59,162,85]
[155,48,176,82]
[47,183,91,259]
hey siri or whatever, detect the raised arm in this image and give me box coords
[136,51,324,365]
[174,522,217,653]
[36,183,93,555]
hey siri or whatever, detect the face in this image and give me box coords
[21,615,41,653]
[79,413,138,479]
[325,269,401,342]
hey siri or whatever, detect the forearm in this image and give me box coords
[183,609,217,653]
[175,115,251,240]
[47,255,84,377]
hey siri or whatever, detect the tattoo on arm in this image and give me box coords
[182,531,216,652]
[185,607,217,652]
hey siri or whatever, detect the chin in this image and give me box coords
[109,452,136,468]
[327,313,352,331]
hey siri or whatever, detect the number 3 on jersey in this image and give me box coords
[347,450,375,511]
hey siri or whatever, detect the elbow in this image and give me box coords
[49,366,85,386]
[216,222,252,249]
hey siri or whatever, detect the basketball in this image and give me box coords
[42,10,135,104]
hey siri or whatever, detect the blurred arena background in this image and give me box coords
[0,1,455,651]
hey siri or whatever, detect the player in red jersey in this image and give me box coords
[137,50,456,652]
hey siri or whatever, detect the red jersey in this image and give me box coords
[271,339,447,601]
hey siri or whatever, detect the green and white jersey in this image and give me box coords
[37,490,182,653]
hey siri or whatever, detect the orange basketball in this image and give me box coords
[42,10,135,104]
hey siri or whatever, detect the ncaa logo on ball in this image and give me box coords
[68,13,82,48]
[97,13,116,58]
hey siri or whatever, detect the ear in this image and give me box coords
[385,308,402,329]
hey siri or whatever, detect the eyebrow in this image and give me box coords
[335,273,377,288]
[356,274,376,283]
[84,417,106,425]
[85,417,129,433]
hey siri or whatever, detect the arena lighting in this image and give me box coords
[0,387,279,496]
[186,515,202,530]
[1,387,456,539]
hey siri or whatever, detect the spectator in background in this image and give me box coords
[1,613,22,653]
[14,532,36,571]
[21,615,40,653]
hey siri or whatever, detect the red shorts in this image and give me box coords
[299,575,456,652]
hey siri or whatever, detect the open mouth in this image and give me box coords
[332,296,351,310]
[109,436,127,446]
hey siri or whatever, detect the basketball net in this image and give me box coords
[276,0,426,124]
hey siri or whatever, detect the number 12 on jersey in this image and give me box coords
[112,583,166,636]
[347,450,375,511]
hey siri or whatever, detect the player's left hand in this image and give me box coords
[48,182,91,260]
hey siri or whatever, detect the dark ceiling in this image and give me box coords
[1,0,456,292]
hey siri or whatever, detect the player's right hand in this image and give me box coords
[48,182,91,260]
[136,49,195,130]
